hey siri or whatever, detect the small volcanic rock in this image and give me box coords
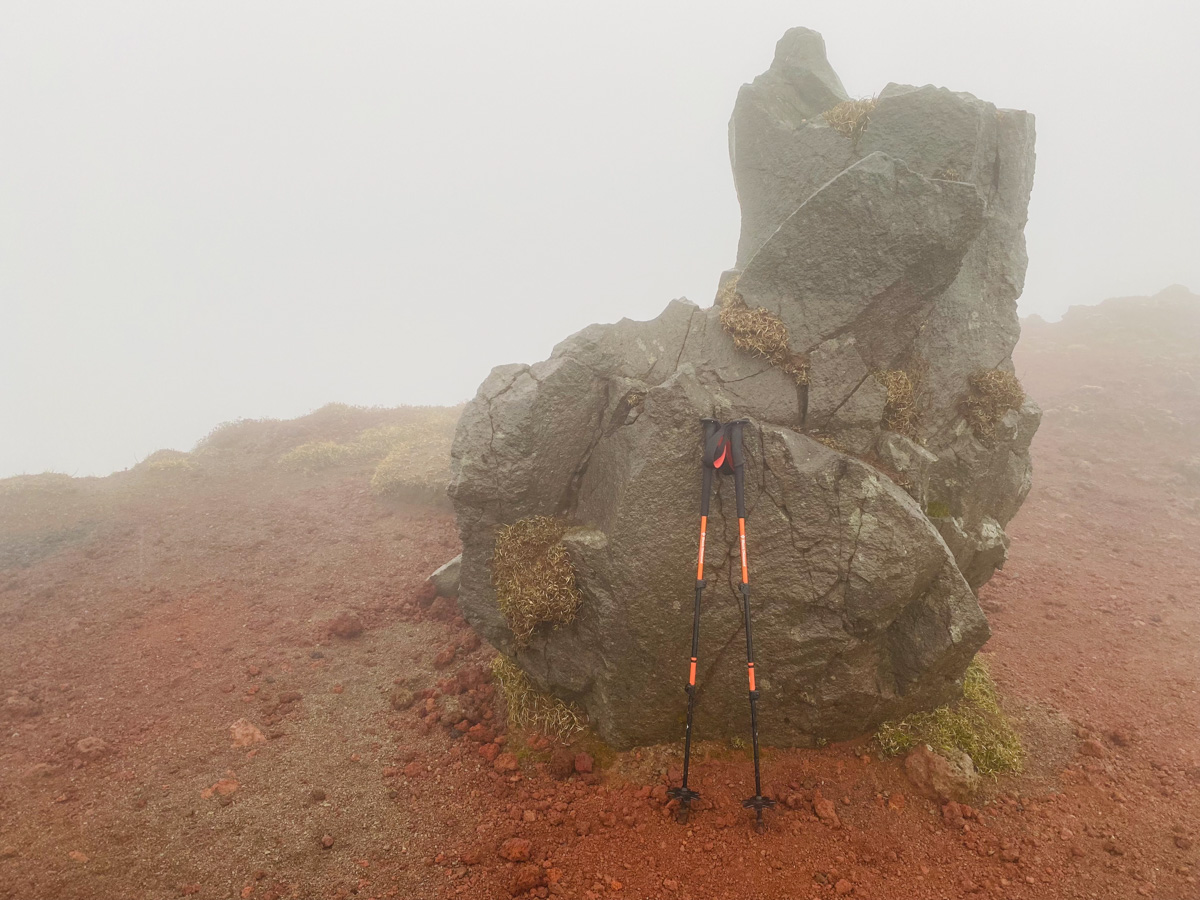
[74,736,111,760]
[549,748,575,779]
[321,835,334,850]
[574,752,594,774]
[433,645,457,669]
[230,718,267,748]
[904,744,979,802]
[835,880,854,895]
[493,752,520,773]
[510,864,546,895]
[201,778,239,800]
[813,790,841,828]
[390,687,415,711]
[4,695,41,719]
[1080,739,1106,758]
[327,612,364,639]
[498,838,532,862]
[1107,728,1133,747]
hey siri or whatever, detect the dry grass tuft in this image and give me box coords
[961,369,1026,441]
[879,369,919,439]
[876,657,1024,777]
[278,441,354,472]
[142,450,195,473]
[823,97,877,142]
[491,656,587,741]
[277,410,458,500]
[0,473,77,497]
[719,288,809,385]
[812,434,848,453]
[370,438,452,500]
[492,516,583,647]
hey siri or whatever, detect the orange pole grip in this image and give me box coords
[689,657,697,686]
[748,662,756,691]
[697,515,707,580]
[738,518,748,584]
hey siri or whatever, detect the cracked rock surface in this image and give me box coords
[449,26,1037,748]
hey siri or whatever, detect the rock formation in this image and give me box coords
[449,27,1040,749]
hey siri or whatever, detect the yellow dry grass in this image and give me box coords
[276,409,459,500]
[876,657,1023,777]
[718,284,809,385]
[823,97,877,142]
[879,370,919,439]
[961,369,1026,441]
[491,516,583,647]
[142,450,196,473]
[490,656,588,741]
[0,473,76,497]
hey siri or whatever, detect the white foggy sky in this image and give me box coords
[2,1,1197,478]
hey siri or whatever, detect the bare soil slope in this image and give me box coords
[2,289,1199,900]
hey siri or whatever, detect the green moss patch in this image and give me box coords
[925,500,952,519]
[876,657,1023,777]
[491,516,582,646]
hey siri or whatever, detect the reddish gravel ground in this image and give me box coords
[1,289,1198,900]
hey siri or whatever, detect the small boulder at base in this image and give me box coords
[429,554,462,598]
[904,744,980,802]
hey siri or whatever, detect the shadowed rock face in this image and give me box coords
[449,27,1037,749]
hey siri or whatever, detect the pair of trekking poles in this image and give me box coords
[668,418,775,832]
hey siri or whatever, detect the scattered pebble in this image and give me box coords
[229,719,267,748]
[498,837,532,862]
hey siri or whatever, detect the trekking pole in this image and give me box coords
[668,417,722,824]
[728,419,776,833]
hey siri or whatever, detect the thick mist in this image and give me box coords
[2,1,1197,478]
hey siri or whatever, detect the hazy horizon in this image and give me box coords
[4,2,1198,479]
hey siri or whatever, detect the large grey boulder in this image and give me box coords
[449,28,1037,748]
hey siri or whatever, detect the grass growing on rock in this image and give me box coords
[876,657,1023,777]
[879,369,919,439]
[491,656,587,741]
[823,97,877,142]
[718,281,809,384]
[962,369,1026,441]
[491,516,583,646]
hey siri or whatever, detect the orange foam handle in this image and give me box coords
[748,662,756,691]
[689,657,697,686]
[697,515,707,580]
[738,518,748,583]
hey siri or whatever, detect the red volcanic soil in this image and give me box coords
[2,288,1199,900]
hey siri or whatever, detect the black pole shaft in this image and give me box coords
[669,418,720,822]
[679,463,713,793]
[730,421,774,832]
